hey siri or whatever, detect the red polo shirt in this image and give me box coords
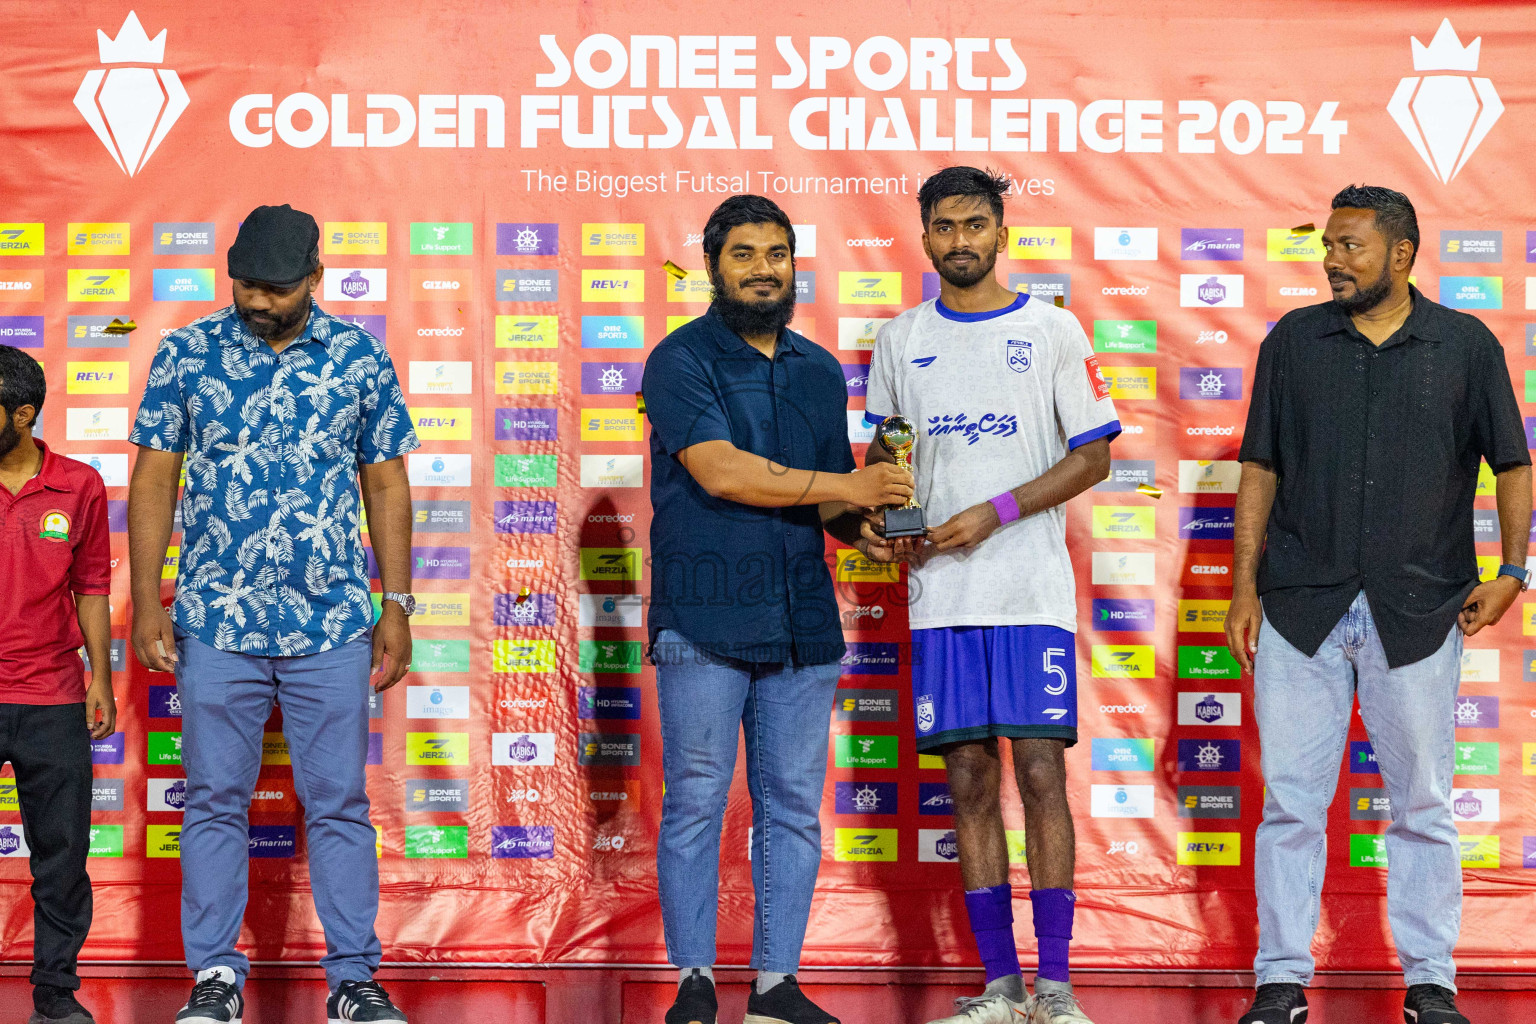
[0,441,112,703]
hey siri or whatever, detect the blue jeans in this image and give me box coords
[1252,592,1463,990]
[654,629,842,974]
[174,630,380,991]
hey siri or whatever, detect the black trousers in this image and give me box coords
[0,702,93,989]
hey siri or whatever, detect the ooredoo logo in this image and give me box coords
[1388,20,1503,184]
[75,12,189,176]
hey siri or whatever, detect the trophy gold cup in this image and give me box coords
[874,415,926,538]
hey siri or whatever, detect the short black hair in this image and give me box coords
[918,165,1011,228]
[701,195,795,269]
[0,345,45,421]
[1331,184,1419,267]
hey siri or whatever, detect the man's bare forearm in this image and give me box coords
[75,593,112,686]
[127,451,182,606]
[1233,462,1278,590]
[1495,464,1532,567]
[360,461,413,596]
[1002,438,1111,520]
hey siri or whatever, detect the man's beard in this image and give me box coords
[0,418,19,461]
[710,271,796,338]
[236,298,309,340]
[932,245,997,288]
[1330,261,1394,314]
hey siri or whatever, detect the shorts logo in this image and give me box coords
[1006,338,1032,373]
[916,697,936,734]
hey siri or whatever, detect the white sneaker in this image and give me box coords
[925,992,1027,1023]
[1023,989,1094,1024]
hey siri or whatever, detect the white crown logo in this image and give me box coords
[1411,18,1479,72]
[74,12,189,176]
[1387,19,1502,184]
[97,10,166,63]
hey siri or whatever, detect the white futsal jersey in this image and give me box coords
[864,292,1120,631]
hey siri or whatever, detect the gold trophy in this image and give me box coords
[875,415,926,538]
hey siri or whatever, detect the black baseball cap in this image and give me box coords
[227,205,321,286]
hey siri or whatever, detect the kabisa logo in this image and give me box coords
[509,735,538,762]
[1387,19,1504,184]
[75,12,189,176]
[1198,277,1226,305]
[164,778,187,809]
[1195,694,1225,722]
[0,827,21,856]
[926,412,1019,445]
[341,271,370,298]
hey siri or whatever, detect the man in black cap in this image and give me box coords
[128,205,416,1024]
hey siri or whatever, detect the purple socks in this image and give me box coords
[1030,888,1076,983]
[963,884,1020,982]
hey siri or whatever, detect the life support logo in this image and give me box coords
[74,12,189,176]
[39,511,71,542]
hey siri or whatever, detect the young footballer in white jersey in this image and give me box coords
[856,167,1119,1024]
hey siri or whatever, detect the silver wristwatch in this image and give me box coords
[382,592,417,616]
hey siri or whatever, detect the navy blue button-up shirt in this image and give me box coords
[644,308,856,665]
[130,301,419,656]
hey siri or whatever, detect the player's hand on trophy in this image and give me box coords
[929,501,1001,553]
[857,512,923,563]
[845,461,914,510]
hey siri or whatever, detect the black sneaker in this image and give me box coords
[1238,983,1307,1024]
[327,980,407,1023]
[1404,984,1469,1024]
[666,971,718,1024]
[744,976,840,1024]
[176,971,244,1024]
[28,984,94,1024]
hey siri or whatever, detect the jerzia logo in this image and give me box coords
[1387,19,1503,184]
[74,12,189,176]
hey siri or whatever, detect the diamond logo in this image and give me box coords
[73,12,189,176]
[1386,19,1504,184]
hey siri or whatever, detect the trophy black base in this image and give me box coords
[881,506,927,539]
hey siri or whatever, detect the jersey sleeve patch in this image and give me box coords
[1085,354,1111,402]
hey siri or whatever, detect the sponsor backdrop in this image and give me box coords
[1,0,1534,974]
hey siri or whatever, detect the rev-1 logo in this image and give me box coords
[927,412,1019,445]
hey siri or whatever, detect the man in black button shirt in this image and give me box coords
[1226,185,1531,1024]
[644,195,913,1024]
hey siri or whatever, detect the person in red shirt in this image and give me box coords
[0,346,114,1024]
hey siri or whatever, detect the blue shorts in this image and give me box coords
[911,625,1078,751]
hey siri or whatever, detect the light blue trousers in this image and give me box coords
[174,630,380,991]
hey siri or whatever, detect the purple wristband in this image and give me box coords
[989,491,1021,526]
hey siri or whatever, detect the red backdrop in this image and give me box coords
[0,0,1533,974]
